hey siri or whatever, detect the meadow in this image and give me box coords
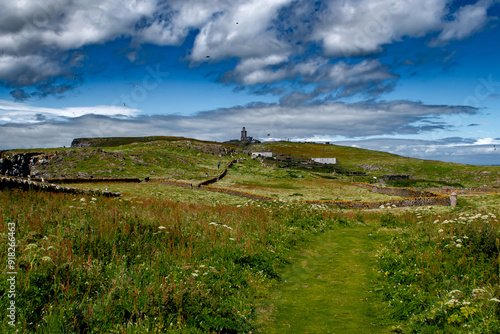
[1,138,500,333]
[376,194,500,333]
[0,187,357,333]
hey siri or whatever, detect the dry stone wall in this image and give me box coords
[0,176,121,197]
[46,178,141,184]
[197,159,237,187]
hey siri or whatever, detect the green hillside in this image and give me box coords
[1,136,499,333]
[3,137,499,192]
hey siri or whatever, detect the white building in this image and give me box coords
[311,157,337,164]
[251,152,273,158]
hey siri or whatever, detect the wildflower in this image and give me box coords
[433,220,439,224]
[489,298,500,303]
[91,197,97,201]
[158,226,166,230]
[41,256,53,263]
[445,299,460,307]
[192,273,198,277]
[24,244,38,251]
[456,244,462,248]
[481,215,489,220]
[438,229,444,233]
[80,198,86,202]
[209,222,218,226]
[473,288,490,299]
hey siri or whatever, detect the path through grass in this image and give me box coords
[257,224,395,333]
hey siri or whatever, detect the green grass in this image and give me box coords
[256,223,395,333]
[0,189,351,333]
[375,198,500,333]
[216,158,404,201]
[57,181,252,206]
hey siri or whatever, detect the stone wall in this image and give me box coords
[302,196,450,209]
[0,153,42,177]
[46,178,141,184]
[197,159,237,187]
[355,182,441,198]
[0,176,121,197]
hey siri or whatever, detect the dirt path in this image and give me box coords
[257,224,394,333]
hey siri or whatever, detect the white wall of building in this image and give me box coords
[251,152,273,158]
[311,157,337,164]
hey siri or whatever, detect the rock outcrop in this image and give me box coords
[0,153,42,177]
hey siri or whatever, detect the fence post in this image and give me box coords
[450,192,457,207]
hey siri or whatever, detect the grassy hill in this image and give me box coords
[4,136,497,191]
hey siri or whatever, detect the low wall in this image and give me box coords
[0,176,121,197]
[302,196,450,209]
[46,177,141,184]
[355,182,441,198]
[197,159,237,187]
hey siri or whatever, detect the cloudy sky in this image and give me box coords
[0,0,499,165]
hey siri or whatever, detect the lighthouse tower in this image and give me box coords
[241,127,248,141]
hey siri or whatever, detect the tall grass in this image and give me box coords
[0,189,347,333]
[376,206,500,333]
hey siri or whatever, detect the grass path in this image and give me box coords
[256,224,395,333]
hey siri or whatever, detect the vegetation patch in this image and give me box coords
[376,203,500,333]
[0,189,347,333]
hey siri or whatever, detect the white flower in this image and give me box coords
[433,220,439,224]
[41,256,53,263]
[209,222,218,226]
[456,244,462,248]
[456,239,462,243]
[24,243,38,251]
[438,229,444,233]
[489,298,500,303]
[158,226,166,230]
[192,273,198,277]
[80,198,86,202]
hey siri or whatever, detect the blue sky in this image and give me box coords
[0,0,499,165]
